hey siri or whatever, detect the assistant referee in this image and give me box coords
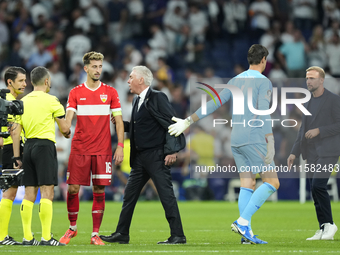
[12,66,71,246]
[0,66,26,245]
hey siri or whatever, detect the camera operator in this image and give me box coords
[12,66,70,246]
[0,66,26,245]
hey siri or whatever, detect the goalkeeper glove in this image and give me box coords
[265,135,275,165]
[168,116,193,137]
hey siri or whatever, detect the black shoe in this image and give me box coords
[157,236,186,244]
[22,238,39,246]
[0,235,21,245]
[99,232,129,244]
[40,237,66,246]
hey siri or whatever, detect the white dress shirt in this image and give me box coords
[137,86,150,111]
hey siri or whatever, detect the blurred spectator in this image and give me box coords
[233,63,246,76]
[36,19,56,47]
[248,0,273,43]
[292,0,317,40]
[281,20,295,44]
[163,5,186,55]
[128,0,144,37]
[177,24,205,64]
[170,85,187,119]
[324,20,340,42]
[11,7,31,39]
[156,57,173,82]
[72,8,91,34]
[205,0,219,24]
[143,0,167,32]
[188,4,208,38]
[102,59,114,80]
[84,1,106,39]
[203,67,222,86]
[260,21,281,75]
[203,0,219,46]
[269,62,287,88]
[0,11,9,56]
[8,40,24,68]
[30,0,50,28]
[307,41,327,68]
[153,79,172,101]
[278,30,308,78]
[148,24,168,54]
[124,44,143,69]
[142,43,167,71]
[46,30,65,61]
[269,61,287,80]
[167,0,188,14]
[26,38,53,70]
[121,91,134,121]
[114,69,130,104]
[69,62,87,87]
[322,0,340,28]
[18,23,35,61]
[66,28,91,69]
[272,0,290,27]
[310,24,326,49]
[47,61,69,101]
[190,123,215,156]
[107,0,128,45]
[0,67,6,89]
[324,66,340,95]
[325,33,340,77]
[222,0,247,41]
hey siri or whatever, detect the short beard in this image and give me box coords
[308,87,317,93]
[91,77,99,82]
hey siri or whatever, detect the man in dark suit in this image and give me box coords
[288,66,340,241]
[100,66,186,244]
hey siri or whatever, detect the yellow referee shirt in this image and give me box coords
[2,93,25,145]
[18,91,65,143]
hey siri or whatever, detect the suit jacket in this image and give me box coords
[124,88,186,167]
[291,89,340,159]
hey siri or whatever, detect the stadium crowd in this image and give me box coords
[0,0,339,201]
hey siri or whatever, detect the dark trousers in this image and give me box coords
[116,148,185,237]
[306,144,338,228]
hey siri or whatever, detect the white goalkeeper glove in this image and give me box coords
[168,116,193,137]
[265,135,275,165]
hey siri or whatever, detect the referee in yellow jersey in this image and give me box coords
[0,66,26,245]
[12,66,71,246]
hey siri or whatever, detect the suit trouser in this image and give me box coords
[116,148,185,237]
[306,144,338,228]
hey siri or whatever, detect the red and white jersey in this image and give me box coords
[67,82,121,155]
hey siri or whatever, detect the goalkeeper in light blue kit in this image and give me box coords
[168,44,280,244]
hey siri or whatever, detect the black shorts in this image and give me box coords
[3,142,24,169]
[22,139,58,186]
[2,143,24,186]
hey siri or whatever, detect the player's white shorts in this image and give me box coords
[231,143,275,173]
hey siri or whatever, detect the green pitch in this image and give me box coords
[0,201,339,254]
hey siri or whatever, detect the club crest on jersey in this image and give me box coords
[100,94,108,103]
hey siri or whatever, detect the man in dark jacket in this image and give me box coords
[100,66,186,244]
[288,66,340,241]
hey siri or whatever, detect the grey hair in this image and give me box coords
[132,66,153,86]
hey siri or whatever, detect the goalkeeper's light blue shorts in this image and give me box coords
[231,143,275,173]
